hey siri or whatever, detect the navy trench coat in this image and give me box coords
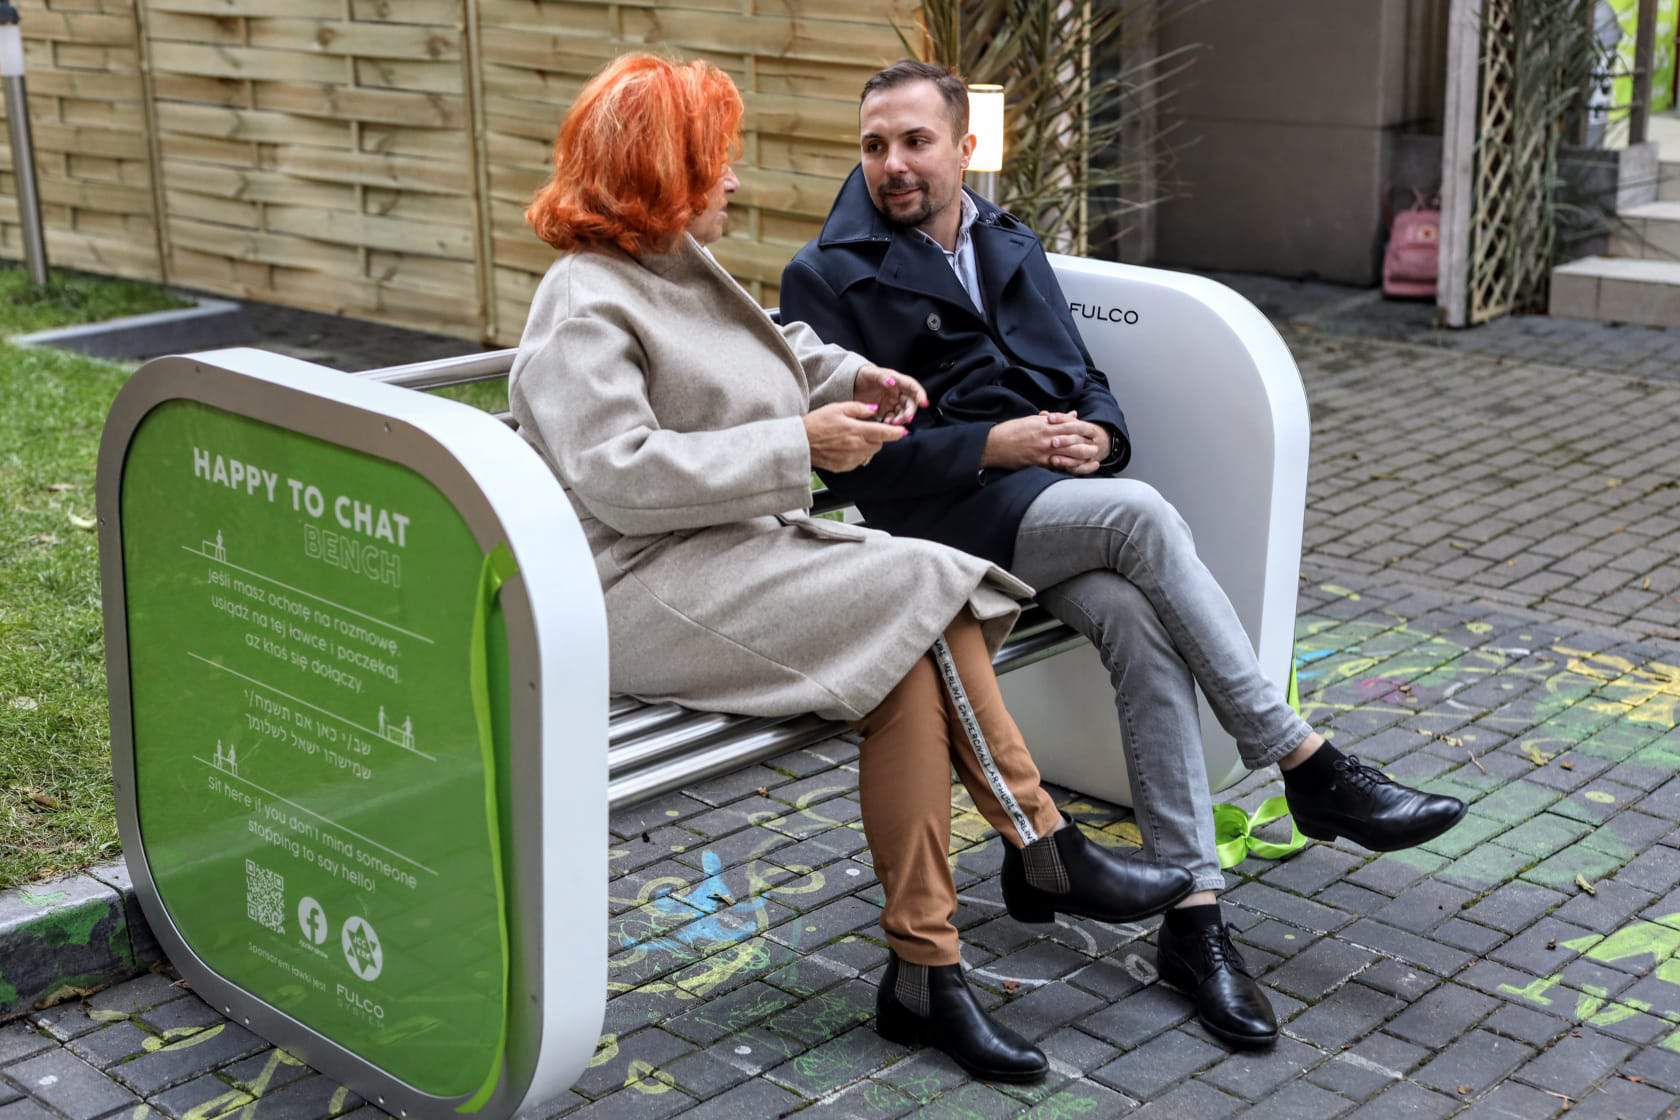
[780,167,1133,569]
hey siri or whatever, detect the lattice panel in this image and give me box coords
[1468,0,1578,324]
[476,0,920,342]
[142,0,485,338]
[0,0,162,279]
[1470,0,1517,322]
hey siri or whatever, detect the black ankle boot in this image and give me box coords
[1284,751,1466,852]
[876,953,1047,1083]
[1001,814,1194,925]
[1155,914,1278,1050]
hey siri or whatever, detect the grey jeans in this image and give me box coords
[1011,478,1315,893]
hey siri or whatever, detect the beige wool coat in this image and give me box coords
[508,233,1029,721]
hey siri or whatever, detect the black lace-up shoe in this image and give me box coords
[1285,753,1467,852]
[1001,813,1195,925]
[875,953,1048,1082]
[1155,919,1278,1049]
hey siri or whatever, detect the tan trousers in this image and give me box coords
[856,612,1064,966]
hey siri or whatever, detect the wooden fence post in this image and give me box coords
[133,0,171,287]
[463,0,496,343]
[1438,0,1483,328]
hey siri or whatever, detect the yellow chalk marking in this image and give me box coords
[625,1061,672,1094]
[179,1090,252,1120]
[141,1024,224,1054]
[589,1034,619,1068]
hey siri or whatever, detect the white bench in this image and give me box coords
[359,255,1311,809]
[103,255,1308,1119]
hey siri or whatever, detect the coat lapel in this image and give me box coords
[878,234,987,322]
[972,221,1036,327]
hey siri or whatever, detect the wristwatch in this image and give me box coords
[1097,423,1127,471]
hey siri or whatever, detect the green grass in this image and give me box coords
[1,268,189,335]
[0,344,131,889]
[428,379,509,413]
[0,266,193,889]
[0,270,517,890]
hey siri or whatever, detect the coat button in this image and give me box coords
[926,313,942,332]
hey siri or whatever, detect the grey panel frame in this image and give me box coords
[97,355,550,1120]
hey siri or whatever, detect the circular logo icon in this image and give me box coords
[925,312,942,332]
[341,916,383,982]
[297,896,328,946]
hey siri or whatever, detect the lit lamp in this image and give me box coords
[1,1,49,285]
[966,84,1004,203]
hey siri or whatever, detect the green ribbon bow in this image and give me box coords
[1210,652,1311,869]
[1213,797,1309,870]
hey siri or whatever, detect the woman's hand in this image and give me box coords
[853,365,928,426]
[804,402,907,472]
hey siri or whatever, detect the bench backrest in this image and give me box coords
[996,258,1309,803]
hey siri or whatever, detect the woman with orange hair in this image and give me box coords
[509,53,1192,1082]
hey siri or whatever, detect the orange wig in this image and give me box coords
[526,54,743,256]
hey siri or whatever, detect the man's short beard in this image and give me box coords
[887,196,934,228]
[878,176,939,228]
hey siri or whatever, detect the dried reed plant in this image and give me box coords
[909,0,1202,256]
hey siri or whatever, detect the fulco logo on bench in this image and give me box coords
[1069,301,1139,325]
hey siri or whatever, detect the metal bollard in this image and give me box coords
[1,2,49,286]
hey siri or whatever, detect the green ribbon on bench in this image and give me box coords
[460,542,519,1114]
[1212,797,1309,870]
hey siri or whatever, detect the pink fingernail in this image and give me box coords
[867,403,878,410]
[885,377,897,386]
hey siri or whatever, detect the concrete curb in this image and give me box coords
[0,861,162,1021]
[9,297,243,360]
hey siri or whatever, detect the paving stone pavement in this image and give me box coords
[8,308,1680,1118]
[1204,270,1680,385]
[1292,331,1680,641]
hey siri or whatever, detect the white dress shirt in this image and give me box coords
[912,192,984,315]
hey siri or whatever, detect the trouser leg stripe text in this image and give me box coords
[931,636,1038,845]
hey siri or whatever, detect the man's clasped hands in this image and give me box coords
[802,362,1111,475]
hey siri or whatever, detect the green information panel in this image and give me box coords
[121,399,506,1100]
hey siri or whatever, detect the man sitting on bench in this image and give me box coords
[779,59,1467,1052]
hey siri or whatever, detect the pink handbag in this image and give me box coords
[1383,194,1440,300]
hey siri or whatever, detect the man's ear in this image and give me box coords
[959,132,978,168]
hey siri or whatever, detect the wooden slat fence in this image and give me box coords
[142,1,484,336]
[1,0,161,279]
[2,0,918,344]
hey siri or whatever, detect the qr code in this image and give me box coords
[245,859,285,935]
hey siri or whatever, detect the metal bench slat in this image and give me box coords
[607,715,838,810]
[993,624,1084,673]
[607,701,692,744]
[608,711,784,773]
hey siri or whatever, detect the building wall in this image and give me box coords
[1151,0,1449,285]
